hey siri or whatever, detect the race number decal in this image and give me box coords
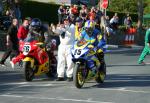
[23,45,31,52]
[74,49,81,55]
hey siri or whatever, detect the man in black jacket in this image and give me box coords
[0,18,19,67]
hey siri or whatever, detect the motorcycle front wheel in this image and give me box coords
[23,61,34,81]
[73,63,88,88]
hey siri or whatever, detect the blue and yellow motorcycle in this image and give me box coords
[71,39,106,88]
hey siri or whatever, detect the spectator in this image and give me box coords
[123,13,130,25]
[65,6,70,16]
[0,18,19,67]
[58,5,65,24]
[17,18,29,41]
[138,28,150,64]
[105,16,113,36]
[88,7,96,20]
[79,4,88,22]
[124,16,132,29]
[110,13,119,32]
[95,8,103,31]
[75,17,83,40]
[54,15,75,81]
[71,4,79,19]
[48,23,55,35]
[25,17,32,24]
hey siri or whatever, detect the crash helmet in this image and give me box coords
[30,18,42,32]
[84,20,95,36]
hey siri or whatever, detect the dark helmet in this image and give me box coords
[30,18,41,32]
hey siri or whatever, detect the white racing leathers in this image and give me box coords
[55,24,75,78]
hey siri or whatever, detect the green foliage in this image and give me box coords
[107,0,150,14]
[144,0,150,14]
[107,0,137,13]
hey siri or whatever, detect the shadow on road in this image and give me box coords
[0,71,23,83]
[0,71,66,95]
[84,74,150,89]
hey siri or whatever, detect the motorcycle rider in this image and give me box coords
[10,18,55,69]
[79,20,106,69]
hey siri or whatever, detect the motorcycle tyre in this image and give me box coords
[73,63,87,88]
[23,61,34,81]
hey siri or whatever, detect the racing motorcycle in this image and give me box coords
[19,39,56,81]
[71,39,106,88]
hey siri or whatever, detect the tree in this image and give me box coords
[137,0,143,45]
[107,0,137,13]
[144,0,150,14]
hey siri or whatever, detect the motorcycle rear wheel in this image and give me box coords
[23,61,34,81]
[73,63,88,88]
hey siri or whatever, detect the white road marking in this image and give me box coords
[102,88,150,93]
[0,82,28,86]
[7,82,28,85]
[18,83,53,87]
[0,94,114,103]
[1,94,22,98]
[0,81,150,95]
[106,48,142,53]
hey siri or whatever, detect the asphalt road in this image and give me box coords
[0,47,150,103]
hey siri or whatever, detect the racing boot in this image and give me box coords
[96,52,106,73]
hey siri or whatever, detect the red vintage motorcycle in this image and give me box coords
[19,39,57,81]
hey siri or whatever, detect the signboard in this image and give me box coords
[101,0,108,9]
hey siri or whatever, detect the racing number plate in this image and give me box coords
[74,49,81,55]
[23,44,31,53]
